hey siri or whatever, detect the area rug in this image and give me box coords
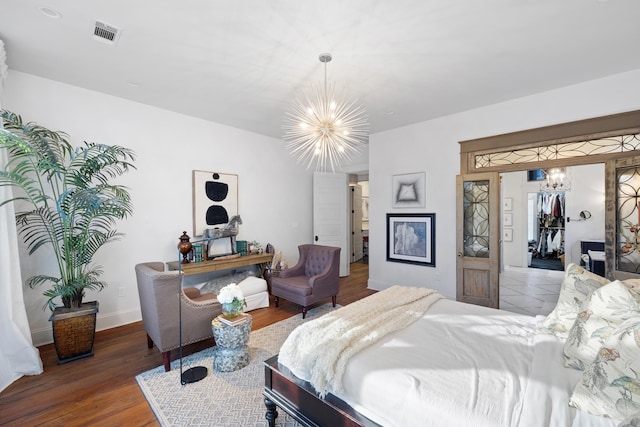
[136,304,338,427]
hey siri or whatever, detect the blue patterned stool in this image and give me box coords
[211,315,252,372]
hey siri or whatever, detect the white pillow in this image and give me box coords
[542,263,609,338]
[570,317,640,420]
[563,281,640,370]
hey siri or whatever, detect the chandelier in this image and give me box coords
[541,167,570,191]
[283,53,368,173]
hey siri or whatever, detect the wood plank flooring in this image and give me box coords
[0,263,373,427]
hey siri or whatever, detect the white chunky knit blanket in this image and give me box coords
[278,285,443,398]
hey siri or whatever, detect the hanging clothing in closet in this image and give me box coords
[534,192,565,257]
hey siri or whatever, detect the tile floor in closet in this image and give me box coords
[500,265,564,316]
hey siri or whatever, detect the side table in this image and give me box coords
[211,314,252,372]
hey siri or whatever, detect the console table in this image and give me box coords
[166,252,273,276]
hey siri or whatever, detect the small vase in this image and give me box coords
[221,302,240,317]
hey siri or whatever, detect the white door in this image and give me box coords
[351,185,363,262]
[313,172,350,276]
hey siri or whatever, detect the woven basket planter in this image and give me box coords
[50,301,99,364]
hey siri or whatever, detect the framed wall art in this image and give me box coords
[392,172,426,208]
[386,213,435,267]
[192,170,238,237]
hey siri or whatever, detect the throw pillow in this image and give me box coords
[563,281,640,370]
[617,411,640,427]
[542,263,609,338]
[570,317,640,420]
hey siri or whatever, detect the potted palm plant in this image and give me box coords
[0,110,135,363]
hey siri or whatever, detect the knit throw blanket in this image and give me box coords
[278,285,443,398]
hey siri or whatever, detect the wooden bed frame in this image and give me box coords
[263,355,381,427]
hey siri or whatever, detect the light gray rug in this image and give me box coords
[136,304,337,427]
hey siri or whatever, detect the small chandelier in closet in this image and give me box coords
[541,167,570,191]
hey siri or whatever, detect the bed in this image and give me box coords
[263,265,640,427]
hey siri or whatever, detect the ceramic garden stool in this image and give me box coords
[211,314,252,372]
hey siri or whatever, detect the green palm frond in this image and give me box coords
[1,109,135,310]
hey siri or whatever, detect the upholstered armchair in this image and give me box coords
[135,262,222,371]
[271,244,341,318]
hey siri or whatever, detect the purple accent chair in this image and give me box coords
[271,244,341,319]
[135,262,222,371]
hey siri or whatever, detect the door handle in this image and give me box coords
[315,236,319,242]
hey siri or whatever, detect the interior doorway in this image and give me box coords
[499,164,605,315]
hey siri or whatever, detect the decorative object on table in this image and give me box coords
[249,240,263,254]
[392,172,426,208]
[282,53,368,173]
[386,213,436,267]
[192,242,204,263]
[211,314,253,372]
[217,283,247,317]
[0,110,135,363]
[236,239,248,256]
[202,214,243,258]
[218,312,250,326]
[192,170,238,237]
[177,231,193,263]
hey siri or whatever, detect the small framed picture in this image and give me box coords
[392,172,426,208]
[386,213,435,267]
[503,213,513,227]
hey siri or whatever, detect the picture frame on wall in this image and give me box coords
[386,213,435,267]
[192,170,238,237]
[503,213,513,227]
[392,172,426,208]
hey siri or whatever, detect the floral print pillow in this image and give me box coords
[542,263,609,338]
[617,411,640,427]
[570,317,640,420]
[563,281,640,370]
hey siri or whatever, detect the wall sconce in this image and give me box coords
[567,210,592,222]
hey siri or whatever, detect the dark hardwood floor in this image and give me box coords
[0,262,373,427]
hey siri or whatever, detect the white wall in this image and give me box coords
[3,71,368,345]
[564,164,606,265]
[368,68,640,299]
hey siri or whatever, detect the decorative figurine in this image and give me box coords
[178,231,192,263]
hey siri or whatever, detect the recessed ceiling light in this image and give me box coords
[38,6,62,19]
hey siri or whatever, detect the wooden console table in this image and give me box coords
[166,252,273,276]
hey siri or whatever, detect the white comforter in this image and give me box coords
[281,298,618,427]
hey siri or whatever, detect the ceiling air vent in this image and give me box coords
[93,21,120,45]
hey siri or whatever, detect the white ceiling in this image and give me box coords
[1,0,639,139]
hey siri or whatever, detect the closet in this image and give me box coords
[531,192,565,269]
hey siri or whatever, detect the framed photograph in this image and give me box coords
[503,197,513,211]
[503,228,513,242]
[503,212,513,227]
[386,213,435,267]
[392,172,426,208]
[192,170,238,237]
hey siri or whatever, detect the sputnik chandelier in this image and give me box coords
[283,53,368,173]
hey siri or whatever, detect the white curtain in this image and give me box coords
[0,39,43,393]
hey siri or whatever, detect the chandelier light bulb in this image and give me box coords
[282,53,369,172]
